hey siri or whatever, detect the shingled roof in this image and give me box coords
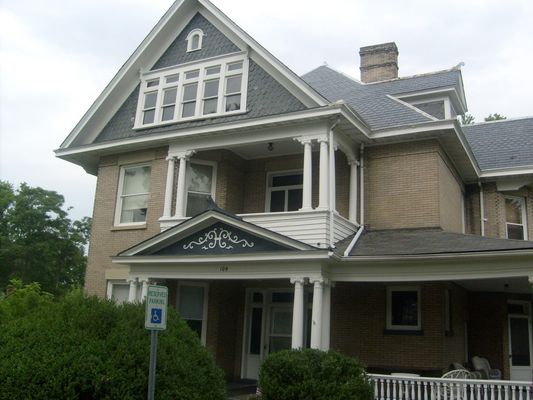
[301,65,463,131]
[462,117,533,170]
[336,228,533,257]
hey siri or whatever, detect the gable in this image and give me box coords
[145,221,293,255]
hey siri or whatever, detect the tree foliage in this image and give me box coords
[484,113,507,122]
[0,181,91,295]
[0,282,226,400]
[460,113,475,125]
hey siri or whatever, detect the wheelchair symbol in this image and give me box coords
[151,308,162,324]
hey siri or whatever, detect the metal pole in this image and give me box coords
[147,330,158,400]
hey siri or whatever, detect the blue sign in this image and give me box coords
[151,308,162,324]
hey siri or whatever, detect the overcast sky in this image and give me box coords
[1,0,532,222]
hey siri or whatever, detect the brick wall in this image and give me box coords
[364,140,464,231]
[84,147,167,297]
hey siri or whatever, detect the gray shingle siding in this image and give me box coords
[301,65,462,130]
[151,13,240,70]
[462,118,533,170]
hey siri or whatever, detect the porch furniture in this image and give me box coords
[471,356,502,380]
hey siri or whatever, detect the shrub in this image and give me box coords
[259,348,373,400]
[0,282,226,400]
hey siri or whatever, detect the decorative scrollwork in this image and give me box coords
[183,227,254,251]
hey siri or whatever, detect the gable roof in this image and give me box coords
[302,65,465,131]
[58,0,327,150]
[336,228,533,257]
[117,208,317,257]
[462,117,533,171]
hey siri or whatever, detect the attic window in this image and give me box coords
[134,53,249,128]
[186,29,204,52]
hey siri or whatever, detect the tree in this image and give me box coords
[459,113,475,125]
[484,113,507,122]
[0,181,91,295]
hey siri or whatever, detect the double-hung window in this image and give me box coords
[177,283,208,344]
[186,161,216,217]
[266,171,303,212]
[505,196,528,240]
[135,52,248,128]
[386,286,421,331]
[115,164,151,226]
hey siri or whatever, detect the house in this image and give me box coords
[55,0,533,383]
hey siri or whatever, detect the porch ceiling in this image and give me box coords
[455,276,532,294]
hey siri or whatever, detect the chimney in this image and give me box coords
[359,42,399,83]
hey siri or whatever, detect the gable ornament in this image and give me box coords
[183,227,255,251]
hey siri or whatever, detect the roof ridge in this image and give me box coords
[362,66,461,86]
[301,64,362,85]
[465,115,533,127]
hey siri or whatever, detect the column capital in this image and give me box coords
[290,277,306,285]
[348,158,360,166]
[317,137,329,144]
[311,277,330,286]
[165,155,177,162]
[294,137,313,146]
[171,150,196,160]
[528,276,533,285]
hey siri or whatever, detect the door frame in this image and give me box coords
[507,300,533,381]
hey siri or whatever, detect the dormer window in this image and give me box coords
[134,53,248,128]
[186,29,204,52]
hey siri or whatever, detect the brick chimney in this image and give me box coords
[359,42,399,83]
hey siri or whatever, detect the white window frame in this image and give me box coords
[114,163,151,227]
[386,286,421,331]
[134,52,249,129]
[185,159,217,217]
[265,170,303,212]
[505,196,528,240]
[177,282,209,344]
[186,28,204,52]
[106,280,130,305]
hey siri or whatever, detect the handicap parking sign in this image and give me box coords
[145,285,168,330]
[151,308,162,324]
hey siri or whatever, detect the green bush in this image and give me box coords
[258,348,373,400]
[0,282,226,400]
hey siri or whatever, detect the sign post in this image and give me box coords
[145,285,168,400]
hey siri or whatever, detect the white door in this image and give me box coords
[508,312,533,381]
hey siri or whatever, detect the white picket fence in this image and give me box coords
[369,374,532,400]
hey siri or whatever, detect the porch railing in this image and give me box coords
[369,374,532,400]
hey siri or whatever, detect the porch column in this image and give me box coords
[310,278,324,349]
[297,138,313,212]
[348,159,358,224]
[291,278,305,349]
[140,279,149,301]
[174,151,195,218]
[317,139,329,210]
[162,156,176,218]
[529,276,533,296]
[320,281,331,350]
[127,279,138,303]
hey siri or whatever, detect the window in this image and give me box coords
[505,196,528,240]
[186,29,204,52]
[107,281,129,305]
[135,53,248,128]
[387,286,421,331]
[186,161,216,217]
[115,164,151,226]
[177,283,208,343]
[266,171,303,212]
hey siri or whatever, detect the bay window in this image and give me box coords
[135,53,248,128]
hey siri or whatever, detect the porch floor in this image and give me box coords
[226,380,257,400]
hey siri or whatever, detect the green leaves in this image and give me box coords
[0,181,91,295]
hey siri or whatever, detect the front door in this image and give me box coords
[242,289,295,380]
[508,302,533,381]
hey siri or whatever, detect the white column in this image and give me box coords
[321,281,331,351]
[318,139,329,210]
[163,157,176,218]
[298,139,313,211]
[127,279,137,303]
[174,156,189,218]
[141,279,149,301]
[348,159,359,223]
[310,278,324,349]
[291,278,305,349]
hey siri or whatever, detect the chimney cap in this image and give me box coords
[359,42,398,55]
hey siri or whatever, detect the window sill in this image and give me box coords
[383,329,423,336]
[133,109,248,130]
[111,224,147,231]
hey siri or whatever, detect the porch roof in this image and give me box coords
[337,228,533,257]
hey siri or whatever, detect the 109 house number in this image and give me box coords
[219,266,229,272]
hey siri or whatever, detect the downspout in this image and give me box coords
[329,118,340,249]
[344,143,365,257]
[478,180,485,236]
